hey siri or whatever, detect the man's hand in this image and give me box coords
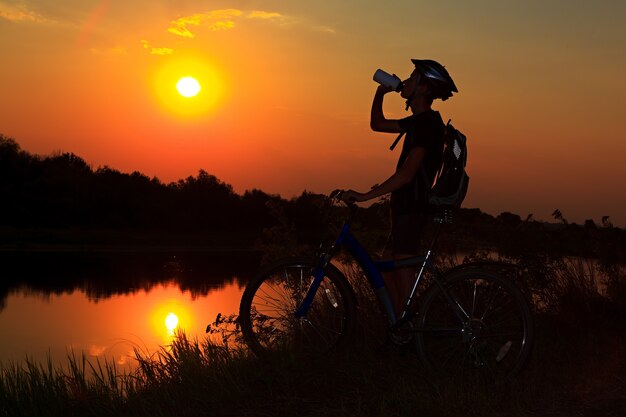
[376,84,393,95]
[340,189,366,204]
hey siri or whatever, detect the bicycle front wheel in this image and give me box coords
[239,258,357,357]
[416,268,533,381]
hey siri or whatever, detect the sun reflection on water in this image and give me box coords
[165,312,179,335]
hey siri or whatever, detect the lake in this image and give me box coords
[2,249,618,373]
[0,251,261,371]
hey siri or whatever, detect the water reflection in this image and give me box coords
[0,251,259,309]
[0,251,260,369]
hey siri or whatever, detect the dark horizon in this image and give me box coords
[2,134,622,229]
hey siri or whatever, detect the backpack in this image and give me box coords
[422,120,469,207]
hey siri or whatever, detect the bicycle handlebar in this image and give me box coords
[329,189,358,208]
[329,189,359,222]
[328,189,344,201]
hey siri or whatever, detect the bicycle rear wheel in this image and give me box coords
[416,268,533,381]
[239,258,356,357]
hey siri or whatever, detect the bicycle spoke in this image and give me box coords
[448,291,471,321]
[257,283,293,308]
[303,319,335,347]
[480,284,503,322]
[471,281,478,317]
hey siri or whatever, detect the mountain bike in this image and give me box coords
[239,191,533,380]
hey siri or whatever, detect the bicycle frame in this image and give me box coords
[294,208,454,326]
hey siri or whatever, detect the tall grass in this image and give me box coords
[0,351,140,416]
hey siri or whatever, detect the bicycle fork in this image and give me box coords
[293,253,330,319]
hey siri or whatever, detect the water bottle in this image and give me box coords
[373,69,403,92]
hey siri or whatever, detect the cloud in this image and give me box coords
[246,11,335,33]
[150,47,174,55]
[164,8,334,39]
[168,14,203,38]
[208,20,235,31]
[168,9,242,38]
[247,11,284,20]
[0,2,48,23]
[141,39,174,55]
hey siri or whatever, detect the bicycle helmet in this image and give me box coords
[411,59,458,101]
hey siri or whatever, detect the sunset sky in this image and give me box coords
[1,0,625,225]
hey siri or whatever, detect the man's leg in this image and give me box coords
[393,253,418,317]
[382,249,418,317]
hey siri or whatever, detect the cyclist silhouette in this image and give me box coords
[340,59,458,316]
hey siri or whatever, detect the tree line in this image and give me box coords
[0,135,279,235]
[1,134,624,262]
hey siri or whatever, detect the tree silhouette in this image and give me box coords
[0,134,624,264]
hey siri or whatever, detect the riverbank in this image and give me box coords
[1,311,625,417]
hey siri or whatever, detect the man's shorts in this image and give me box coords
[384,211,431,255]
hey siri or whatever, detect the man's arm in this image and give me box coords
[370,86,402,133]
[341,146,425,203]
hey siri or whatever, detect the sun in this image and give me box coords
[165,312,179,334]
[176,76,201,98]
[153,56,225,118]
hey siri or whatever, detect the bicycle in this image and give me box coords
[239,191,533,380]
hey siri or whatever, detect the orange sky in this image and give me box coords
[1,1,625,225]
